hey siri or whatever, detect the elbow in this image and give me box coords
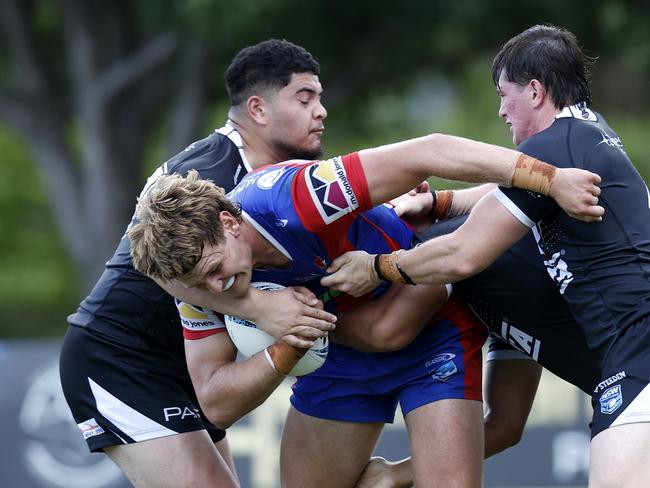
[202,404,238,430]
[366,334,411,352]
[197,391,239,430]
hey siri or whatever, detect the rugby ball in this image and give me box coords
[224,282,329,376]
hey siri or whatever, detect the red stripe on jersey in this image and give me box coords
[343,152,371,210]
[292,153,372,234]
[431,297,486,401]
[183,327,227,341]
[358,213,402,251]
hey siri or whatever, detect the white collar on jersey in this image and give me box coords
[555,103,597,122]
[215,121,253,173]
[242,211,293,262]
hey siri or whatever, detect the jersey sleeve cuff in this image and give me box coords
[493,188,536,227]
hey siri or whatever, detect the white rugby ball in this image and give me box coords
[224,282,329,376]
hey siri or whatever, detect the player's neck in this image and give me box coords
[242,221,290,270]
[228,115,282,170]
[534,101,563,135]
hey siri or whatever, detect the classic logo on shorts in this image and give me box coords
[77,418,105,440]
[599,385,623,415]
[304,157,358,224]
[426,353,458,381]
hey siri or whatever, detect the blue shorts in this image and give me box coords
[290,298,486,423]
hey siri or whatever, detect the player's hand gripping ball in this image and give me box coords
[224,282,329,376]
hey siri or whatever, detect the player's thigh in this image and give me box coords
[106,430,239,488]
[405,399,484,488]
[589,422,650,488]
[280,406,384,488]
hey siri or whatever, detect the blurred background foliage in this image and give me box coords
[1,0,648,336]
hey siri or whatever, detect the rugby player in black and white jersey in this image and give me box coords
[59,39,335,487]
[346,214,601,488]
[325,25,649,488]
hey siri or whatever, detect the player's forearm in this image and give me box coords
[157,278,261,321]
[195,353,286,429]
[446,184,496,218]
[380,195,529,286]
[362,133,562,208]
[333,283,448,352]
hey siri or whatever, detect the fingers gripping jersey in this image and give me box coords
[229,153,413,313]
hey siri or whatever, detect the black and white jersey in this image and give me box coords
[67,123,251,346]
[416,216,600,394]
[496,104,650,359]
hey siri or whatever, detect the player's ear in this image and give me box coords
[529,79,547,108]
[220,211,241,236]
[246,95,268,125]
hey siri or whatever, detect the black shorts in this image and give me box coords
[59,325,225,452]
[589,317,650,438]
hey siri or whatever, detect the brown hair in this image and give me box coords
[128,170,242,281]
[492,24,593,108]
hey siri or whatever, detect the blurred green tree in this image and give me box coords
[0,0,648,334]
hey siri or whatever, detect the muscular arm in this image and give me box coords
[160,280,336,347]
[322,192,531,295]
[398,193,530,284]
[390,184,495,231]
[358,133,602,221]
[331,283,449,352]
[185,333,288,429]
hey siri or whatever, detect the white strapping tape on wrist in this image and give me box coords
[445,283,453,298]
[263,347,278,373]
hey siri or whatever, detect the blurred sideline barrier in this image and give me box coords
[1,340,590,487]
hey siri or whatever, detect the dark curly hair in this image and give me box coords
[225,39,320,107]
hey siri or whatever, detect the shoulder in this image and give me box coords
[164,130,247,191]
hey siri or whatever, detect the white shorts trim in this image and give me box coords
[89,377,178,442]
[611,382,650,428]
[487,349,532,362]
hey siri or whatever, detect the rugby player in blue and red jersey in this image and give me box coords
[129,129,601,487]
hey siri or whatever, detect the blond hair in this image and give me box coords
[128,170,242,281]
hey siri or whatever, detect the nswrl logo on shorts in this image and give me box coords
[599,385,623,415]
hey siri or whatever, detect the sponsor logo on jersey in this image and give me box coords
[77,418,105,440]
[257,168,285,189]
[500,318,541,360]
[594,371,626,393]
[531,227,574,294]
[304,157,359,224]
[176,302,223,331]
[275,219,288,227]
[543,250,574,294]
[599,385,623,415]
[426,353,458,381]
[163,406,201,422]
[597,131,625,151]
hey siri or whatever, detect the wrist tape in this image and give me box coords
[511,154,556,196]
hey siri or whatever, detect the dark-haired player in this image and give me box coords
[59,39,335,488]
[325,25,650,488]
